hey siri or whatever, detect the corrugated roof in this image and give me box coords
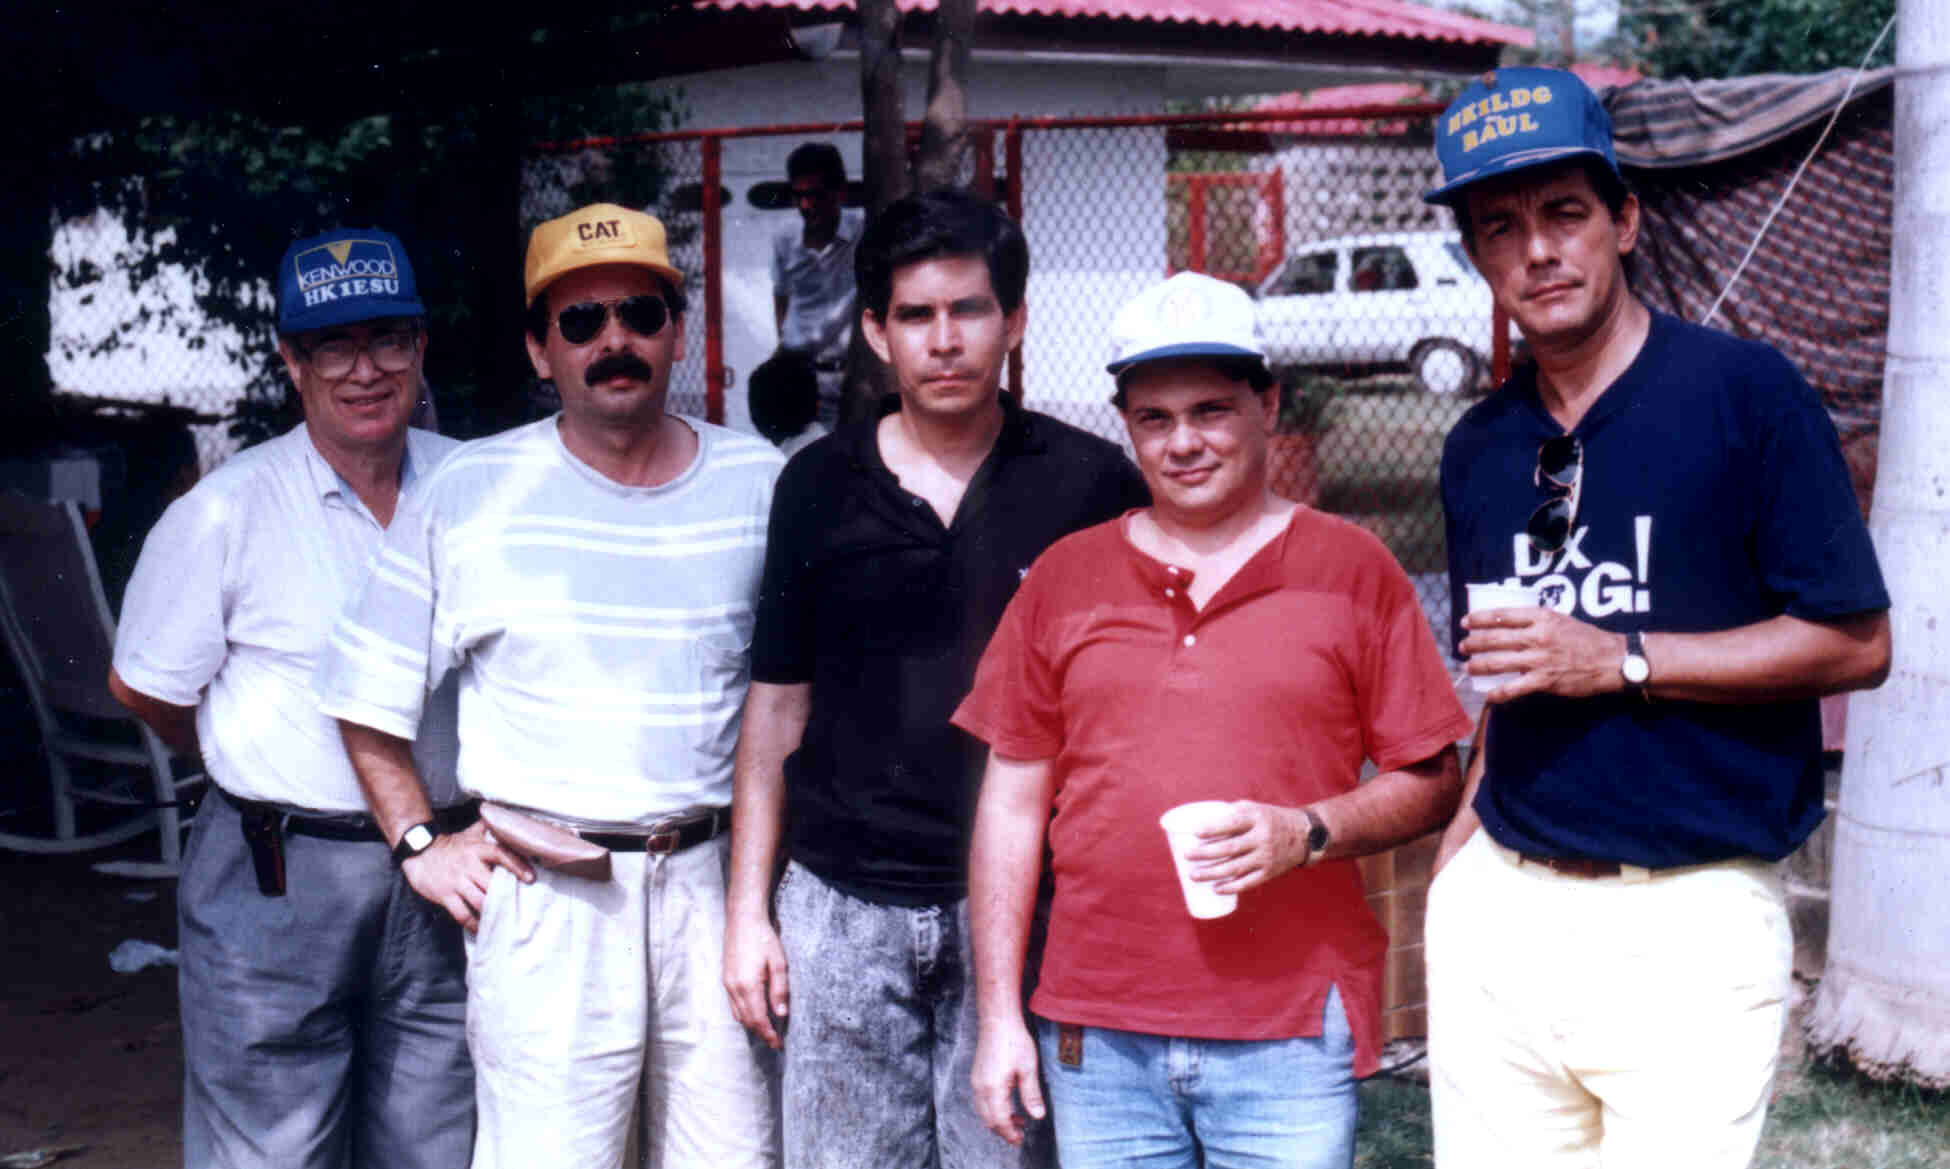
[701,0,1531,48]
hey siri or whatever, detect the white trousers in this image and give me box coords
[1426,831,1791,1169]
[465,835,779,1169]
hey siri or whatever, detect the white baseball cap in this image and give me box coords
[1106,271,1266,377]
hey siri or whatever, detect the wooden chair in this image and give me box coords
[0,491,201,877]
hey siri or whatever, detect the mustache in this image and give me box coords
[583,352,655,384]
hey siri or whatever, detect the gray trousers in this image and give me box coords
[178,789,473,1169]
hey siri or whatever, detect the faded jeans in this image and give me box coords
[775,861,1054,1169]
[1035,987,1358,1169]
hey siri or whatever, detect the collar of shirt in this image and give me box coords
[839,390,1046,471]
[796,207,866,257]
[298,423,420,517]
[1120,508,1294,622]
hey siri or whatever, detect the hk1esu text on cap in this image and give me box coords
[1106,271,1266,377]
[1423,66,1621,207]
[524,203,684,304]
[277,228,425,335]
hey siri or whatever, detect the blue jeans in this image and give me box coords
[1035,987,1357,1169]
[775,861,1053,1169]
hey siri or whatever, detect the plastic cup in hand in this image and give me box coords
[1464,581,1540,693]
[1158,801,1238,919]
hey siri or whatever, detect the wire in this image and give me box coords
[1698,13,1901,328]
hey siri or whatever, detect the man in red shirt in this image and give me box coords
[954,272,1472,1169]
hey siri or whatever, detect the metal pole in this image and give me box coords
[702,137,725,426]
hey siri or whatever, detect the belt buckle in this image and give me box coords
[643,828,681,854]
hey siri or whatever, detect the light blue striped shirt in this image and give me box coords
[318,416,782,825]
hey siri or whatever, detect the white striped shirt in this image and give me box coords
[113,425,462,812]
[318,416,783,825]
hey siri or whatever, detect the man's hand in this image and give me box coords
[971,1015,1046,1146]
[400,820,534,932]
[1185,802,1313,895]
[1459,605,1624,701]
[723,914,790,1050]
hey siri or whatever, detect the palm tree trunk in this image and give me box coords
[1806,0,1950,1088]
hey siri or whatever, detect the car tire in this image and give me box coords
[1411,339,1480,396]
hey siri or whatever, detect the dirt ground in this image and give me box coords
[0,846,182,1169]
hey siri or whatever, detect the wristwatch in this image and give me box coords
[391,821,440,866]
[1302,806,1331,864]
[1621,630,1652,699]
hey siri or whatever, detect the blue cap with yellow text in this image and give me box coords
[1423,67,1620,207]
[276,227,425,335]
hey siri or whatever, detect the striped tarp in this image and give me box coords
[1602,71,1895,514]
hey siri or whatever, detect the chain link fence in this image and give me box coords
[53,101,1888,674]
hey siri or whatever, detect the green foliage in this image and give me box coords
[1618,0,1896,79]
[54,81,684,448]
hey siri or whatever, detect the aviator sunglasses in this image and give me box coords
[1526,435,1583,553]
[554,295,671,345]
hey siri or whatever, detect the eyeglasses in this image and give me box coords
[1525,435,1582,553]
[555,295,670,345]
[298,327,419,380]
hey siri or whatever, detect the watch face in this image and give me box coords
[1623,655,1651,685]
[403,824,435,852]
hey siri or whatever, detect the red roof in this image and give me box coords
[1244,81,1433,135]
[702,0,1531,48]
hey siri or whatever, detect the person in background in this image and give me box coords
[110,226,473,1169]
[749,347,829,457]
[772,142,864,427]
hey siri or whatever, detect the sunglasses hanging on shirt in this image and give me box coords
[555,295,671,345]
[1526,435,1582,554]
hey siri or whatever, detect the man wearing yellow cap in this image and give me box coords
[320,203,783,1168]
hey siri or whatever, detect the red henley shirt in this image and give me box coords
[954,507,1471,1077]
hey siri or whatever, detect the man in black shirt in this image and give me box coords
[725,188,1147,1169]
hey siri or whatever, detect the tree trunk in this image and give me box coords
[857,0,909,217]
[1806,0,1950,1088]
[914,0,975,192]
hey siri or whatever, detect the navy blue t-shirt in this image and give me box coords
[1440,310,1887,866]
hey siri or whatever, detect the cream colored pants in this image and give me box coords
[464,835,779,1169]
[1426,831,1791,1169]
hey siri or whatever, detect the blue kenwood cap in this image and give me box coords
[276,227,426,334]
[1424,67,1621,207]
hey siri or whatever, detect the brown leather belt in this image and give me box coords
[1518,853,1624,879]
[581,807,729,855]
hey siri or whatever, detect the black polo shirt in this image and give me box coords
[752,394,1149,905]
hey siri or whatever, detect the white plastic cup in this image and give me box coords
[1158,800,1239,919]
[1464,581,1540,692]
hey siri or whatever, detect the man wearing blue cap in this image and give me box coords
[957,272,1469,1169]
[110,228,483,1168]
[1422,67,1891,1167]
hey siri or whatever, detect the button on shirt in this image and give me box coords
[751,395,1149,904]
[113,425,462,812]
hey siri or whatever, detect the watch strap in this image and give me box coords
[1302,806,1330,864]
[391,821,439,866]
[1624,630,1650,700]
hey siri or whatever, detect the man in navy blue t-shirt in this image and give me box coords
[1420,68,1890,1169]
